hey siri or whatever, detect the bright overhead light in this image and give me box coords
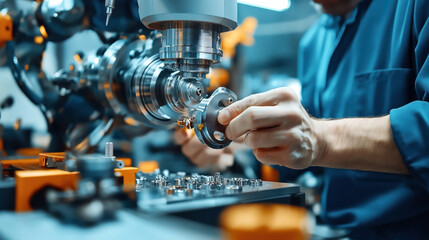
[238,0,291,12]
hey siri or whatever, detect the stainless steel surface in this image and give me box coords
[104,0,116,26]
[136,171,300,213]
[39,0,85,41]
[138,0,237,81]
[160,22,222,79]
[105,142,114,158]
[194,87,237,149]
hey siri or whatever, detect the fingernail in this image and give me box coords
[218,108,230,125]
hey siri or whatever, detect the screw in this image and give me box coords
[105,142,114,157]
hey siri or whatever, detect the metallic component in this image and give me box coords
[136,177,146,186]
[138,0,237,79]
[105,142,114,158]
[136,171,297,215]
[103,142,124,169]
[6,0,239,151]
[159,22,222,79]
[226,185,242,193]
[177,116,195,129]
[97,38,208,129]
[43,153,130,224]
[77,154,115,180]
[138,0,237,31]
[194,87,237,149]
[175,179,182,186]
[105,0,116,26]
[38,0,85,41]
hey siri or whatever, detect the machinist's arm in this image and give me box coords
[217,87,409,175]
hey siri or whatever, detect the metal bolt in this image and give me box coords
[105,142,114,157]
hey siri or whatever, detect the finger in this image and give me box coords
[192,147,223,168]
[218,87,298,125]
[173,128,192,145]
[182,135,206,160]
[226,105,302,140]
[234,135,246,144]
[253,147,286,166]
[214,153,234,171]
[245,129,287,149]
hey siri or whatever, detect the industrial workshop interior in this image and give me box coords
[1,0,428,239]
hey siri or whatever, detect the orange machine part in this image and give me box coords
[0,13,13,47]
[221,17,258,59]
[15,170,79,212]
[10,153,137,211]
[114,167,138,192]
[138,161,159,173]
[261,164,280,182]
[16,148,43,156]
[118,157,132,167]
[0,139,5,157]
[1,158,40,169]
[207,68,230,92]
[220,204,310,240]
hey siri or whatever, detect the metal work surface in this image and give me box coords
[0,210,219,240]
[136,171,301,213]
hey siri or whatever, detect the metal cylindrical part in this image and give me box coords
[105,0,115,9]
[160,22,221,78]
[105,142,114,157]
[161,22,222,63]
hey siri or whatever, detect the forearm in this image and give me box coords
[313,115,409,174]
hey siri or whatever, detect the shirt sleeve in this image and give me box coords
[390,2,429,191]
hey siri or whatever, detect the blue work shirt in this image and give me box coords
[299,0,429,238]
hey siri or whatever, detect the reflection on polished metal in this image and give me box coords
[135,171,304,215]
[160,22,222,79]
[38,0,85,41]
[194,87,237,149]
[136,171,263,196]
[104,0,116,26]
[105,142,114,158]
[104,142,124,169]
[138,0,238,79]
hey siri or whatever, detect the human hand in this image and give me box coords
[217,87,326,170]
[173,129,235,171]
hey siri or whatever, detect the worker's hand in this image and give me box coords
[218,87,326,170]
[173,129,235,171]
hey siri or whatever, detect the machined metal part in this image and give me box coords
[136,171,301,215]
[138,0,237,79]
[104,0,116,26]
[38,0,85,41]
[96,38,209,130]
[194,87,237,149]
[160,22,222,79]
[44,153,127,224]
[104,142,124,169]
